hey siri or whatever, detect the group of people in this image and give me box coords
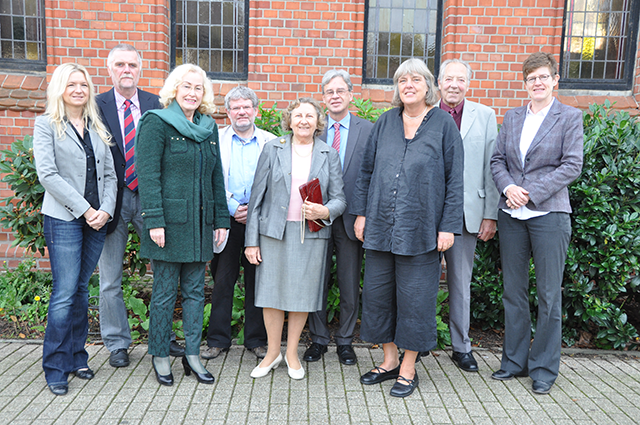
[34,43,583,399]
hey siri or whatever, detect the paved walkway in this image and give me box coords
[1,341,640,424]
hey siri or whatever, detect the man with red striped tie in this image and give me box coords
[97,44,185,368]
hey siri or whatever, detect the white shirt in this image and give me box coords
[503,98,555,220]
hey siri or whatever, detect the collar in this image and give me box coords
[526,97,555,117]
[231,127,258,145]
[327,112,351,130]
[114,89,140,111]
[439,99,464,116]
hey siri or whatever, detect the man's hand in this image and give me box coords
[354,215,366,242]
[477,219,497,242]
[234,204,248,224]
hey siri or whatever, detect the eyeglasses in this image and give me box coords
[180,83,203,94]
[525,74,553,84]
[323,89,350,97]
[229,105,255,112]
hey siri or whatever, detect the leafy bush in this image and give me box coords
[255,103,284,137]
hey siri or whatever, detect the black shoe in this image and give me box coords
[182,357,214,384]
[48,384,68,396]
[152,356,174,386]
[170,340,185,357]
[390,372,419,398]
[337,345,357,365]
[451,351,478,372]
[491,369,528,381]
[73,368,95,380]
[247,346,267,359]
[399,351,429,363]
[532,380,553,394]
[303,343,327,362]
[109,348,130,368]
[360,365,401,385]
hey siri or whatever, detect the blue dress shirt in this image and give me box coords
[327,113,351,169]
[227,132,260,216]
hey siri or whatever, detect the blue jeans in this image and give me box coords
[42,215,107,386]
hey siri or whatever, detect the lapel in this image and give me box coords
[99,88,124,157]
[511,106,527,165]
[309,136,329,180]
[64,123,83,151]
[526,99,562,156]
[342,113,359,175]
[459,101,476,141]
[275,134,292,195]
[138,88,157,114]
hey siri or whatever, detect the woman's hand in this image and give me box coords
[437,232,454,251]
[303,200,330,221]
[150,228,165,248]
[214,228,227,247]
[245,246,262,265]
[505,185,530,209]
[354,215,366,242]
[84,207,110,231]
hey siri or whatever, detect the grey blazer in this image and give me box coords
[245,134,347,247]
[490,99,583,213]
[33,115,117,221]
[457,100,500,233]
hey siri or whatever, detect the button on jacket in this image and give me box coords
[350,107,464,256]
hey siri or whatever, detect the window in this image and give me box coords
[0,0,46,71]
[171,0,248,80]
[363,0,443,84]
[560,0,640,90]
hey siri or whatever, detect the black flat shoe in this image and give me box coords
[337,345,357,365]
[451,351,478,372]
[182,356,214,384]
[48,384,68,396]
[390,372,419,398]
[170,340,186,357]
[532,380,553,394]
[73,368,95,380]
[491,369,528,381]
[360,365,401,385]
[303,343,327,362]
[152,356,174,386]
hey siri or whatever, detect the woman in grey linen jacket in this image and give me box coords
[33,63,117,396]
[245,98,346,380]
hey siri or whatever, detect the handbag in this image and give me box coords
[299,177,325,233]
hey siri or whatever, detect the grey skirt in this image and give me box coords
[255,221,328,312]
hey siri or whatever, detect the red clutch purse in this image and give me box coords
[299,177,325,232]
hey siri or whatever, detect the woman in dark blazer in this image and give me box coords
[34,63,117,396]
[135,64,229,386]
[490,52,583,395]
[245,98,346,380]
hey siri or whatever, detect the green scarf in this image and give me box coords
[145,100,216,143]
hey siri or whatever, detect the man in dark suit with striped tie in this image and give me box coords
[97,44,184,368]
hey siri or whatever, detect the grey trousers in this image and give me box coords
[97,188,141,352]
[443,225,478,353]
[498,211,571,384]
[308,215,364,346]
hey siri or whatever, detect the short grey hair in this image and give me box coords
[321,70,353,92]
[224,86,259,110]
[392,58,439,107]
[107,44,142,69]
[439,58,473,83]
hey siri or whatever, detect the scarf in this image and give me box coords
[144,100,215,143]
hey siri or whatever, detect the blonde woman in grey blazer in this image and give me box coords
[245,98,346,380]
[33,63,117,396]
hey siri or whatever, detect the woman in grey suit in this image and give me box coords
[33,63,117,396]
[245,98,346,380]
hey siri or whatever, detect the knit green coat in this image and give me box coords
[135,113,229,263]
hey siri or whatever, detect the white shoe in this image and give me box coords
[285,355,305,380]
[250,353,282,378]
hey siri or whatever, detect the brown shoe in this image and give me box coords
[201,346,228,360]
[247,346,267,359]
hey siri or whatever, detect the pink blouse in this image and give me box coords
[287,142,313,221]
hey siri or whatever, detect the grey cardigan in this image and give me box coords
[33,115,117,221]
[245,134,347,246]
[490,99,583,213]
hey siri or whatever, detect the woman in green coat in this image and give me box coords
[135,64,229,387]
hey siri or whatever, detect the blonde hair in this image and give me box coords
[392,58,439,107]
[159,64,216,115]
[45,63,112,144]
[281,98,326,137]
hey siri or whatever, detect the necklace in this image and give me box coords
[403,106,428,120]
[292,140,313,157]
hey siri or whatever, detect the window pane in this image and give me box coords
[364,0,440,82]
[0,0,44,63]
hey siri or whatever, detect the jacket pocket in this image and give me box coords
[205,200,215,225]
[478,188,486,198]
[164,198,188,224]
[170,136,188,153]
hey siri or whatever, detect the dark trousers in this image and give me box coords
[206,218,266,349]
[308,215,364,346]
[498,211,571,384]
[148,261,206,357]
[360,249,440,352]
[42,215,107,386]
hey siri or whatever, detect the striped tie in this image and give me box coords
[332,122,340,152]
[124,99,137,191]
